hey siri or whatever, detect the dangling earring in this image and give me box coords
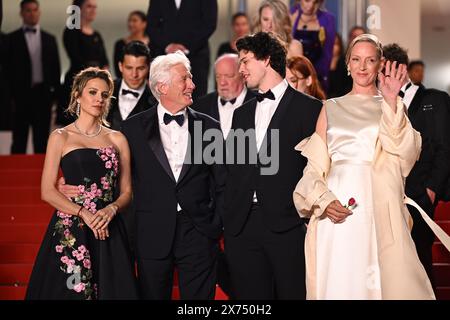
[347,68,351,76]
[76,102,80,117]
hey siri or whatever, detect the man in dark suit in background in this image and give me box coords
[122,51,226,300]
[104,41,156,255]
[408,60,425,86]
[193,53,254,139]
[223,32,322,299]
[0,30,12,131]
[7,0,60,153]
[1,0,10,132]
[383,44,450,289]
[107,41,156,130]
[146,0,218,100]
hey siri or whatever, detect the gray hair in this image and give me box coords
[149,50,191,100]
[215,53,239,66]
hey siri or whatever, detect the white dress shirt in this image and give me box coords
[174,0,182,9]
[218,87,247,139]
[118,80,146,120]
[253,79,288,202]
[400,81,419,109]
[157,103,188,211]
[23,24,43,86]
[255,79,288,151]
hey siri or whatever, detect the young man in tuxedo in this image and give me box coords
[222,32,322,299]
[121,51,226,300]
[106,41,156,131]
[7,0,60,153]
[146,0,218,100]
[383,44,450,289]
[193,53,254,139]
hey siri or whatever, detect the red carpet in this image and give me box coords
[0,154,448,300]
[0,154,227,300]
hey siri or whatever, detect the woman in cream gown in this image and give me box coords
[315,93,383,299]
[293,34,435,300]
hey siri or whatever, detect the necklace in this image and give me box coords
[300,14,317,29]
[74,121,102,138]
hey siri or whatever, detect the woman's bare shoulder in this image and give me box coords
[104,127,128,150]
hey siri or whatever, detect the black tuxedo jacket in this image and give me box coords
[223,85,322,236]
[146,0,217,58]
[121,107,227,259]
[406,85,450,202]
[107,79,157,130]
[0,31,12,130]
[192,89,255,122]
[7,27,60,100]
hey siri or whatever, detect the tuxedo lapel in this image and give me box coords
[243,89,255,103]
[40,32,49,68]
[239,97,257,130]
[142,108,176,182]
[18,30,31,66]
[177,108,196,185]
[259,86,292,153]
[169,0,180,16]
[129,86,156,118]
[111,80,121,115]
[408,85,425,120]
[211,93,220,121]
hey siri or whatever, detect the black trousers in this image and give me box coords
[137,212,218,300]
[407,192,437,290]
[11,85,52,154]
[225,204,307,300]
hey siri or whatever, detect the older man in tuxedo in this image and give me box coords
[121,51,227,300]
[193,53,254,139]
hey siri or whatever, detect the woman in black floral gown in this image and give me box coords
[26,67,138,300]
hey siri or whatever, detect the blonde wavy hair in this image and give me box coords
[66,67,114,125]
[253,0,293,44]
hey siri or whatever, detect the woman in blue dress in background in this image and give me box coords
[290,0,336,92]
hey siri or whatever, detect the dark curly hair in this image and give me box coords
[236,32,287,78]
[382,43,409,65]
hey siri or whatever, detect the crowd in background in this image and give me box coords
[0,0,442,153]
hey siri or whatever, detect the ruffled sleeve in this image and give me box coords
[293,132,337,218]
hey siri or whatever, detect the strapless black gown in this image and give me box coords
[26,147,139,300]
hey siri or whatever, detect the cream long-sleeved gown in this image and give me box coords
[315,94,383,299]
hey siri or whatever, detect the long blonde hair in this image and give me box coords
[66,67,114,125]
[253,0,293,44]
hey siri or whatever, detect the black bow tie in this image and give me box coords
[220,97,237,106]
[399,82,412,99]
[24,27,37,34]
[121,89,139,98]
[254,90,275,102]
[163,113,185,126]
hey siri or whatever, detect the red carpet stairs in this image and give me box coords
[0,155,449,300]
[0,155,227,300]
